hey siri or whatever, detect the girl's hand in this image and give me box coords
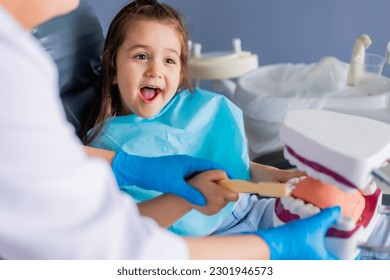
[250,161,305,183]
[187,170,239,215]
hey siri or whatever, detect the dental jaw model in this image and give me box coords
[275,109,390,259]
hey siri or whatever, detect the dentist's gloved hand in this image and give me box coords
[112,152,232,206]
[256,206,341,260]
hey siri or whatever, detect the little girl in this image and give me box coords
[82,0,302,236]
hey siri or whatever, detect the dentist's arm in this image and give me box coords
[84,146,115,163]
[186,206,341,260]
[83,146,234,206]
[186,234,270,259]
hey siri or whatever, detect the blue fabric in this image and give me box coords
[211,196,275,235]
[91,88,251,236]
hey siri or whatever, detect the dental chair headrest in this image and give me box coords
[32,0,104,138]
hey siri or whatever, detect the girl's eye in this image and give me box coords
[134,53,148,60]
[165,58,176,64]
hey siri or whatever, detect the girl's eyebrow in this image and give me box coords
[126,44,180,56]
[126,44,149,52]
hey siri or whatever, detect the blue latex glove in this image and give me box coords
[112,151,232,206]
[257,206,341,260]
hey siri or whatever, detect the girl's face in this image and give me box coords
[114,19,182,118]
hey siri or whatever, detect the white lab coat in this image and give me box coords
[0,6,188,260]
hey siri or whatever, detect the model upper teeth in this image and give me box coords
[284,149,361,193]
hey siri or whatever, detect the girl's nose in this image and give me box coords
[146,61,163,78]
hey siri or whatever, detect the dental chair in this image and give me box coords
[32,0,104,138]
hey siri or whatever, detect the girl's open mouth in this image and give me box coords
[140,86,161,103]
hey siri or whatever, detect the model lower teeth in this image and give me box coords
[280,196,321,219]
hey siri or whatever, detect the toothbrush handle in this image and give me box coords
[218,179,290,197]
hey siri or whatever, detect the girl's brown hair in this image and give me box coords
[81,0,191,144]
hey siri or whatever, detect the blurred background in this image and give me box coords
[91,0,390,80]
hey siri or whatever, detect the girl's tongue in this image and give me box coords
[140,87,159,102]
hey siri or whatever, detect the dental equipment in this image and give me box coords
[378,204,390,215]
[386,41,390,64]
[358,243,390,253]
[275,109,390,259]
[280,109,390,193]
[218,179,294,198]
[372,168,390,188]
[347,34,372,86]
[188,38,258,86]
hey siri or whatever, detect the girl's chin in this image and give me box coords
[135,109,160,119]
